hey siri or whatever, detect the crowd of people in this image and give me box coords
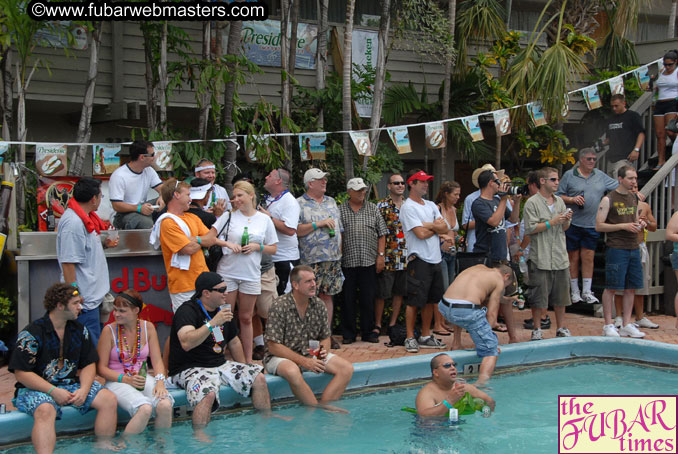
[8,118,678,452]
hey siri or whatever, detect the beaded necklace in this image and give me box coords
[116,320,141,375]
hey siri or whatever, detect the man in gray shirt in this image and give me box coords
[57,177,118,344]
[556,148,618,305]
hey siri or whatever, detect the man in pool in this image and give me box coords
[264,265,354,412]
[9,283,118,454]
[437,263,517,386]
[415,353,494,416]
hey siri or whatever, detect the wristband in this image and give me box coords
[442,399,453,409]
[205,321,213,332]
[118,374,123,383]
[70,282,78,287]
[137,204,142,213]
[545,221,551,230]
[260,243,264,252]
[312,222,317,231]
[196,236,201,245]
[154,373,166,384]
[47,386,55,395]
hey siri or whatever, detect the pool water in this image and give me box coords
[2,360,677,454]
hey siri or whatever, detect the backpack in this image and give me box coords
[387,324,420,347]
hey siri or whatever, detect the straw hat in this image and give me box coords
[471,164,497,188]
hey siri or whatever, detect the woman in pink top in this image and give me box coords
[96,290,173,434]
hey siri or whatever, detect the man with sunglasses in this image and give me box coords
[437,263,517,386]
[523,167,573,341]
[557,148,618,305]
[415,353,494,416]
[109,140,164,230]
[169,272,275,438]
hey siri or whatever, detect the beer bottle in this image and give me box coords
[241,226,249,247]
[0,181,14,259]
[136,361,147,390]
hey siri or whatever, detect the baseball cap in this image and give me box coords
[190,178,213,200]
[193,272,224,299]
[347,177,368,191]
[304,168,328,185]
[472,164,498,188]
[406,171,434,185]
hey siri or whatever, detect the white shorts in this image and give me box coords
[256,268,279,318]
[225,278,261,295]
[170,291,194,313]
[105,375,175,417]
[264,353,337,375]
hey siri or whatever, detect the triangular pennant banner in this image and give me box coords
[299,133,327,160]
[583,85,602,110]
[528,102,547,126]
[609,76,624,95]
[387,126,412,154]
[152,141,173,170]
[493,110,511,136]
[461,116,483,141]
[424,122,447,149]
[349,131,372,156]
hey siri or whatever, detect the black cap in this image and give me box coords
[193,272,224,299]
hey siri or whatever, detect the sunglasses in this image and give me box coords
[211,287,227,293]
[664,62,676,67]
[144,152,155,157]
[439,362,455,369]
[390,181,405,186]
[547,177,559,182]
[583,157,597,162]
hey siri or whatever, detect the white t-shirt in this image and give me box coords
[267,191,300,262]
[109,164,162,205]
[400,198,442,264]
[205,183,232,213]
[216,210,278,281]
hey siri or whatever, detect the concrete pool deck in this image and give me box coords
[1,309,677,444]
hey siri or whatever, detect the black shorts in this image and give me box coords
[376,269,408,299]
[654,99,678,116]
[405,257,444,308]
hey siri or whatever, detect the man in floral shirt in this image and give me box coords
[375,173,408,334]
[10,283,118,453]
[264,265,353,411]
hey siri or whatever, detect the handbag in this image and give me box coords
[455,221,490,274]
[205,211,231,272]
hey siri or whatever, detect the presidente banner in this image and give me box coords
[352,29,379,118]
[239,19,318,70]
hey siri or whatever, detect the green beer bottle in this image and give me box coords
[241,226,249,247]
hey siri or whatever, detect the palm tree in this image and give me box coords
[342,0,356,181]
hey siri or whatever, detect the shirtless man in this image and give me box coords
[437,264,517,386]
[415,353,495,416]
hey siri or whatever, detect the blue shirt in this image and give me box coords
[556,167,618,228]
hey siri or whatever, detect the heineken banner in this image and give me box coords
[352,29,379,118]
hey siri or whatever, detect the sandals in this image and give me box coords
[492,324,508,333]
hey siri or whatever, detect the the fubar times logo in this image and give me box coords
[559,395,677,453]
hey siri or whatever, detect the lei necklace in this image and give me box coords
[116,320,141,375]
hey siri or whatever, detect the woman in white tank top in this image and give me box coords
[653,50,678,167]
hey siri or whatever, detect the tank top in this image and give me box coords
[656,69,678,100]
[108,321,150,375]
[605,191,639,250]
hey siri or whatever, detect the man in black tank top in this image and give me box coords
[595,166,647,339]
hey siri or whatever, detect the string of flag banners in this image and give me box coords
[0,58,662,176]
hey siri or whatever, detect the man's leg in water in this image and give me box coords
[477,355,498,386]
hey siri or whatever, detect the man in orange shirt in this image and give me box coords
[150,178,229,312]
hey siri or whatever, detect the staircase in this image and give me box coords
[594,91,678,314]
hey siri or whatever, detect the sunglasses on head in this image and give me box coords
[439,362,455,369]
[210,287,227,293]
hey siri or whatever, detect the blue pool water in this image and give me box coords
[2,360,677,454]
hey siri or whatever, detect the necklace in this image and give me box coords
[116,320,141,375]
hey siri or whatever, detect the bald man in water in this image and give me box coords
[437,264,517,386]
[415,353,494,416]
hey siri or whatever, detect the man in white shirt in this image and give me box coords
[194,158,231,215]
[109,140,163,229]
[259,168,301,295]
[400,169,449,353]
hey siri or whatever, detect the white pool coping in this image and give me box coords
[1,337,677,446]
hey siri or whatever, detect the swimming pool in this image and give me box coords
[1,338,678,449]
[2,359,677,454]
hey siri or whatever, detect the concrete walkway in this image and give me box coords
[2,308,676,411]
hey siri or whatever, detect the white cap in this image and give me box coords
[347,177,368,191]
[304,168,328,185]
[190,183,212,200]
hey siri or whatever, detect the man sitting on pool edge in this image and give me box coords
[415,353,494,416]
[264,265,354,412]
[437,263,518,386]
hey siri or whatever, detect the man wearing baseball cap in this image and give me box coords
[187,178,217,229]
[400,169,449,353]
[297,168,343,349]
[339,178,388,344]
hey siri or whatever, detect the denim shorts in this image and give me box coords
[671,252,678,270]
[13,381,103,419]
[438,300,498,358]
[565,224,600,251]
[605,247,643,290]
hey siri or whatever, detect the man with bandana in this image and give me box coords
[194,158,231,217]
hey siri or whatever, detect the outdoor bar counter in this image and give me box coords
[16,230,171,329]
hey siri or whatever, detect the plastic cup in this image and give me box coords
[107,229,119,242]
[309,340,320,357]
[220,304,231,311]
[455,377,466,385]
